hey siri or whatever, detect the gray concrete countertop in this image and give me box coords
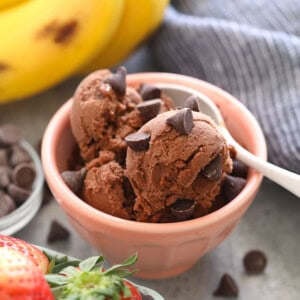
[0,49,299,300]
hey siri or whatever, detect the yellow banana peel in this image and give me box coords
[0,0,124,103]
[0,0,169,103]
[81,0,169,72]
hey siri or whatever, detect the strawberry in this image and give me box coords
[0,247,54,300]
[46,254,142,300]
[0,234,49,274]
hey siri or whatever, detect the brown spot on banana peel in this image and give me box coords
[36,20,78,45]
[54,20,78,44]
[0,63,10,73]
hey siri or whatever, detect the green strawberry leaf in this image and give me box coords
[79,256,104,272]
[60,266,81,277]
[104,253,138,276]
[45,274,69,286]
[52,260,81,274]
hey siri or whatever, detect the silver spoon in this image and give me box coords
[157,83,300,198]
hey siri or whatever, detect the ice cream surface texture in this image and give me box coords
[126,108,232,222]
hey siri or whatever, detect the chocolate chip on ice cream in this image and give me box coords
[170,199,196,221]
[137,99,162,122]
[125,133,151,151]
[104,66,127,96]
[223,175,246,201]
[184,95,201,112]
[166,108,194,135]
[139,83,161,100]
[61,167,86,196]
[201,154,223,182]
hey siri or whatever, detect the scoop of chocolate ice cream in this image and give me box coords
[126,109,232,222]
[71,68,144,164]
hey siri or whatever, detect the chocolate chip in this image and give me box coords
[231,159,248,178]
[243,250,267,274]
[7,184,31,206]
[202,155,222,182]
[12,163,36,188]
[125,133,151,151]
[166,108,194,135]
[0,192,16,217]
[213,273,239,297]
[104,66,127,96]
[170,199,196,221]
[0,149,8,165]
[61,167,86,196]
[139,84,161,100]
[0,166,11,188]
[137,99,162,122]
[184,95,201,112]
[0,124,23,147]
[223,175,246,201]
[10,145,31,167]
[47,220,70,244]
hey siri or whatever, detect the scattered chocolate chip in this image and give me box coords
[166,108,194,135]
[201,155,222,181]
[170,199,196,221]
[137,99,162,122]
[7,184,31,206]
[0,124,23,147]
[0,149,8,165]
[231,159,248,178]
[104,66,127,96]
[61,167,86,196]
[184,95,201,112]
[47,220,70,244]
[12,163,36,189]
[125,133,151,151]
[139,84,161,100]
[223,175,246,201]
[243,250,267,274]
[0,193,16,217]
[0,166,11,188]
[214,273,239,297]
[10,145,31,166]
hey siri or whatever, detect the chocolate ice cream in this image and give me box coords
[126,107,232,222]
[69,67,175,219]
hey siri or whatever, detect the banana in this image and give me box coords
[0,0,27,10]
[0,0,124,102]
[81,0,169,72]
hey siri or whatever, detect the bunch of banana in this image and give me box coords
[0,0,169,103]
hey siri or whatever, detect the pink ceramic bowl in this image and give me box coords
[42,73,267,279]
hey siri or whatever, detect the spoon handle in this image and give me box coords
[222,129,300,198]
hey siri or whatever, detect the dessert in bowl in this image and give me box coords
[42,70,266,279]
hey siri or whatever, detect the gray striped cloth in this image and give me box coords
[149,0,300,173]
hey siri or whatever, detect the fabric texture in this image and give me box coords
[150,0,300,173]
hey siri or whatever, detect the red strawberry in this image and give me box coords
[0,247,54,300]
[0,234,49,274]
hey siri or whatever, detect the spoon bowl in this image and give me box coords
[158,83,300,198]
